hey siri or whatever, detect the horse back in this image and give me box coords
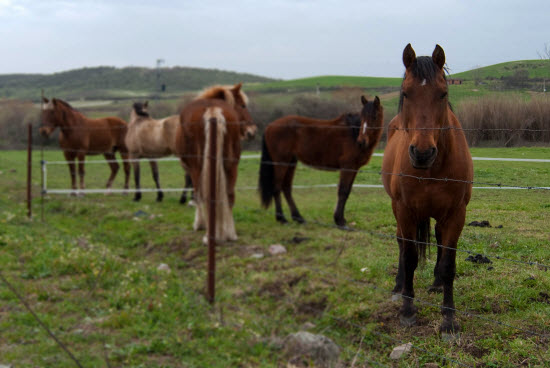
[264,114,359,169]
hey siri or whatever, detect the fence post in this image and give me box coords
[207,117,217,304]
[27,123,32,218]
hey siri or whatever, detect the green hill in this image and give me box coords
[0,66,277,101]
[247,75,402,92]
[451,60,550,80]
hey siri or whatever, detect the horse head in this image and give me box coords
[131,101,150,122]
[230,83,257,140]
[400,43,449,169]
[40,97,62,137]
[357,95,383,148]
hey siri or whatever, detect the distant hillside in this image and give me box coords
[451,60,550,80]
[0,66,277,101]
[247,75,402,92]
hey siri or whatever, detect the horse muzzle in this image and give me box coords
[39,126,53,138]
[409,145,437,169]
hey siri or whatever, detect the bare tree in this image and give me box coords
[537,43,550,60]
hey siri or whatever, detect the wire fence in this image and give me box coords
[2,142,549,366]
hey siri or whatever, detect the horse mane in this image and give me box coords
[343,113,361,141]
[133,102,150,117]
[54,98,76,111]
[398,56,449,112]
[196,85,249,107]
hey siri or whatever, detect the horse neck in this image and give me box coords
[57,106,85,130]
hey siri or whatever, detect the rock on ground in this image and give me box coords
[283,331,340,368]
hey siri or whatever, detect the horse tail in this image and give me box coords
[416,218,430,263]
[201,107,236,241]
[258,134,274,208]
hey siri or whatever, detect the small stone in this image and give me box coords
[157,263,171,272]
[389,342,413,359]
[283,331,340,368]
[268,244,287,255]
[250,253,264,259]
[301,322,316,330]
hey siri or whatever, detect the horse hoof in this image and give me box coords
[427,285,443,294]
[292,216,306,224]
[179,197,187,205]
[440,332,460,342]
[276,216,288,224]
[399,314,417,327]
[337,224,353,231]
[440,319,460,335]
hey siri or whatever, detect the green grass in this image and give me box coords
[0,147,549,367]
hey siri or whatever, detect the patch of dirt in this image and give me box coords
[529,291,550,305]
[259,273,307,299]
[296,296,327,317]
[463,342,489,359]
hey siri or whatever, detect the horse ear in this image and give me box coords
[432,44,446,69]
[144,101,148,108]
[374,96,380,108]
[403,43,416,69]
[42,97,49,103]
[361,95,368,105]
[52,98,58,106]
[233,82,242,92]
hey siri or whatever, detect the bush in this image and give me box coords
[0,100,41,149]
[456,95,550,146]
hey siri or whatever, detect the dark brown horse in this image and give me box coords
[382,44,473,334]
[175,84,255,242]
[40,98,131,194]
[259,96,383,227]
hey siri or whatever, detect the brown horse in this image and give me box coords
[125,101,194,203]
[259,96,383,227]
[175,83,255,242]
[40,98,131,194]
[382,44,473,334]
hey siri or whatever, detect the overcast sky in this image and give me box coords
[1,0,549,79]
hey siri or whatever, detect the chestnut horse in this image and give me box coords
[175,84,255,242]
[40,98,131,194]
[259,96,383,227]
[125,101,194,203]
[382,44,473,334]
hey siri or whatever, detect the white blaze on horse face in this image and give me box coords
[43,101,54,110]
[420,79,427,86]
[362,121,368,135]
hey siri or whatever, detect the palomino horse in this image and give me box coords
[125,101,194,203]
[175,84,255,242]
[259,96,383,227]
[40,98,130,194]
[382,44,473,334]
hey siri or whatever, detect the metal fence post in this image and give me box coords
[27,123,32,218]
[207,117,217,304]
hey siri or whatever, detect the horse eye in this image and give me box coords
[402,92,408,99]
[241,104,246,108]
[440,92,448,100]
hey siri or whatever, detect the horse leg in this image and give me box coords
[180,173,193,205]
[190,168,205,231]
[120,152,131,192]
[149,160,163,202]
[132,159,142,201]
[282,162,304,223]
[63,151,77,196]
[77,153,85,196]
[333,169,357,228]
[273,164,288,224]
[395,211,419,327]
[428,223,444,293]
[104,152,119,192]
[392,230,405,295]
[437,207,466,334]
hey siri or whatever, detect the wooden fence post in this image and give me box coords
[27,123,32,218]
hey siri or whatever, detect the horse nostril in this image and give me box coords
[409,145,416,156]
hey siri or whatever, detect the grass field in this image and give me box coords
[0,147,549,367]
